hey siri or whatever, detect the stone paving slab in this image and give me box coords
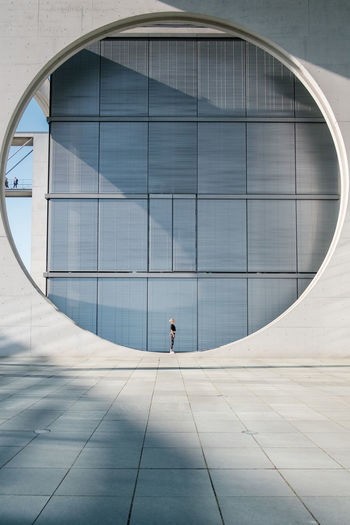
[0,446,23,467]
[56,468,137,496]
[210,469,294,497]
[130,496,222,525]
[0,467,67,495]
[35,496,130,525]
[302,497,350,525]
[218,496,317,525]
[0,495,49,525]
[0,355,350,522]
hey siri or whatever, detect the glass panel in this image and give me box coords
[99,199,148,271]
[51,43,100,116]
[48,278,97,333]
[149,199,172,271]
[198,123,246,194]
[198,279,247,350]
[149,122,197,193]
[248,200,297,272]
[298,278,313,297]
[248,278,297,333]
[173,199,196,271]
[47,37,340,353]
[297,200,338,272]
[198,39,245,116]
[295,78,322,118]
[50,122,99,193]
[98,278,147,350]
[48,199,98,271]
[100,39,148,116]
[99,122,148,193]
[148,278,197,352]
[247,123,295,194]
[198,199,246,271]
[296,123,339,194]
[149,39,197,116]
[247,43,294,116]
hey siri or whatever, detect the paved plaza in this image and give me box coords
[0,353,350,523]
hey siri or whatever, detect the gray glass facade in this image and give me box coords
[47,38,339,352]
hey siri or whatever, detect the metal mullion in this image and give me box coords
[45,193,340,200]
[48,115,326,123]
[44,271,317,279]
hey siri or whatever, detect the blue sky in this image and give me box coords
[5,98,48,270]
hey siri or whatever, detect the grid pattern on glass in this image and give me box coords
[47,37,339,351]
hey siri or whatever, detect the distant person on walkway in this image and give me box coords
[4,177,8,188]
[13,177,18,189]
[169,318,176,354]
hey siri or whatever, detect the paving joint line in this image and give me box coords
[126,357,160,525]
[178,356,226,525]
[198,360,321,525]
[31,361,136,524]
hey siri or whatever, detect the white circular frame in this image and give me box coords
[0,11,347,351]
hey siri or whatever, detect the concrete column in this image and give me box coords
[31,132,49,293]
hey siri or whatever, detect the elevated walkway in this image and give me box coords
[5,132,48,198]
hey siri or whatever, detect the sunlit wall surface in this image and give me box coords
[46,38,339,352]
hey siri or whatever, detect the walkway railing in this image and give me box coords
[5,178,32,190]
[5,142,33,195]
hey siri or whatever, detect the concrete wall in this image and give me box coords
[0,0,350,357]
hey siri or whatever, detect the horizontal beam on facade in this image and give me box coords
[5,189,32,197]
[44,272,316,279]
[11,132,48,147]
[45,193,340,200]
[48,116,326,123]
[11,136,33,146]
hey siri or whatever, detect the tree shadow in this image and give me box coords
[0,350,327,524]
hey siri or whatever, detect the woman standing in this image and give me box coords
[169,318,176,354]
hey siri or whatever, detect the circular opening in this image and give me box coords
[2,13,344,353]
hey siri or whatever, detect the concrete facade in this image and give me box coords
[1,1,350,357]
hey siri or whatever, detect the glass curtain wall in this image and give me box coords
[47,38,339,351]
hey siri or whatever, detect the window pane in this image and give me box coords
[173,199,196,271]
[297,200,338,272]
[296,123,339,194]
[51,43,100,116]
[198,279,247,350]
[50,122,99,193]
[198,200,246,271]
[247,123,295,194]
[248,200,296,272]
[149,199,172,271]
[48,199,98,271]
[99,199,148,271]
[198,39,245,116]
[98,278,147,350]
[148,278,197,352]
[100,39,148,116]
[247,43,294,116]
[248,278,297,333]
[99,122,147,193]
[149,123,197,193]
[48,278,97,333]
[295,78,322,118]
[298,278,313,297]
[198,123,246,194]
[149,39,197,116]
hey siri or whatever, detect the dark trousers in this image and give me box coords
[169,334,175,350]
